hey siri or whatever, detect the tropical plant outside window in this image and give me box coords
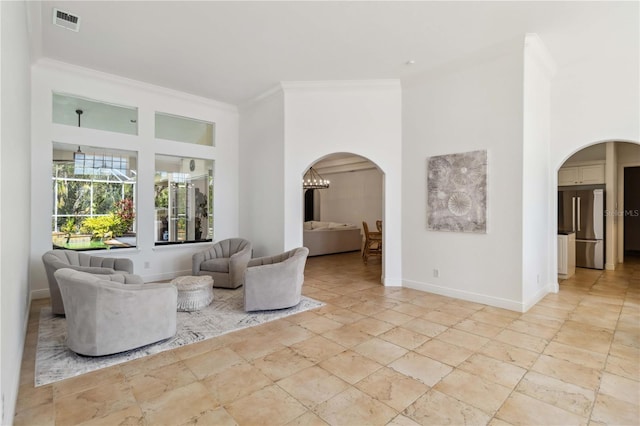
[155,155,213,245]
[52,142,137,250]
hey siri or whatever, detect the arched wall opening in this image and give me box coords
[552,139,640,287]
[301,152,386,279]
[279,79,402,286]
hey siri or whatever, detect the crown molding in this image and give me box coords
[238,84,284,111]
[34,58,238,113]
[240,79,401,110]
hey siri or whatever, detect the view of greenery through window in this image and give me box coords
[52,143,137,250]
[155,156,213,245]
[51,93,216,251]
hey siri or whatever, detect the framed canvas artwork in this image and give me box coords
[427,150,487,233]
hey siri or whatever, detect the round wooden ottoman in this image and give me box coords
[171,276,214,312]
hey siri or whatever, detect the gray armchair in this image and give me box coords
[42,249,143,315]
[244,247,309,312]
[192,238,252,289]
[54,268,177,356]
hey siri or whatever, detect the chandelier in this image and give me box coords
[303,167,330,189]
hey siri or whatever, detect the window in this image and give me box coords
[53,93,138,136]
[155,155,213,245]
[155,112,215,146]
[52,142,137,250]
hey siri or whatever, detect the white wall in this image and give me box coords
[283,81,403,285]
[547,13,638,275]
[239,89,285,257]
[522,35,555,307]
[549,11,639,168]
[319,168,383,233]
[402,40,526,310]
[1,1,31,423]
[30,60,239,295]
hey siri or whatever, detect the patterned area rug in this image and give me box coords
[35,288,324,386]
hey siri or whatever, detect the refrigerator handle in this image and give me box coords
[577,197,581,232]
[572,197,576,232]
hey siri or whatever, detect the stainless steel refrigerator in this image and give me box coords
[558,188,605,269]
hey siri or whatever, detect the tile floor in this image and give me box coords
[14,252,640,425]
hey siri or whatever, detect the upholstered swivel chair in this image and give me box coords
[42,249,143,315]
[362,221,382,265]
[244,247,309,312]
[192,238,252,289]
[54,268,177,356]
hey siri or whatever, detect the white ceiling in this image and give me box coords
[29,1,638,105]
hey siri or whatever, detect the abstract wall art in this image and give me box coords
[427,150,487,233]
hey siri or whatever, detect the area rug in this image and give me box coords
[35,288,324,387]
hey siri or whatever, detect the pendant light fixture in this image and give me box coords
[73,109,84,161]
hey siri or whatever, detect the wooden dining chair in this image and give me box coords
[362,221,382,265]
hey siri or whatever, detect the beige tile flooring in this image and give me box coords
[14,252,640,425]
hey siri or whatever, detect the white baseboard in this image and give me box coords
[402,279,525,312]
[383,277,402,287]
[403,279,556,313]
[605,263,616,271]
[31,288,50,300]
[522,282,555,312]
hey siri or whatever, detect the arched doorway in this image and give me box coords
[302,153,385,273]
[554,140,640,286]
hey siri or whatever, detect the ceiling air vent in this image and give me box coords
[53,8,80,32]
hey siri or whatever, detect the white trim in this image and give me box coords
[34,58,238,113]
[523,282,555,312]
[382,277,402,287]
[239,84,284,111]
[402,279,525,312]
[241,80,401,111]
[31,288,51,300]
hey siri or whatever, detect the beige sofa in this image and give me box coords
[303,221,362,256]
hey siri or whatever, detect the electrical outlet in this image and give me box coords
[144,261,150,269]
[433,269,439,278]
